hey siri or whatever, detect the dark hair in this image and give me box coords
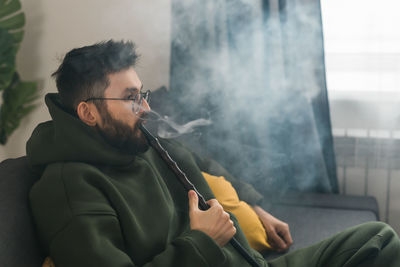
[52,40,139,111]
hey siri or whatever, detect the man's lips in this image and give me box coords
[134,113,148,129]
[140,113,148,124]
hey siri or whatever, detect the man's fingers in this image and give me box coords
[268,230,287,250]
[206,198,219,207]
[188,190,199,211]
[281,230,293,246]
[276,224,293,247]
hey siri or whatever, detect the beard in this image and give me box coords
[96,108,149,155]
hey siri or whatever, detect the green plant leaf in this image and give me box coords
[0,12,24,29]
[0,0,24,91]
[0,0,38,145]
[0,0,25,91]
[0,0,8,8]
[0,72,39,144]
[10,29,23,42]
[0,28,16,90]
[0,0,21,18]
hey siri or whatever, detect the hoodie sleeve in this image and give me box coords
[49,214,229,267]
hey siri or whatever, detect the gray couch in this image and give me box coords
[261,193,378,259]
[0,156,379,266]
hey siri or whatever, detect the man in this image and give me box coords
[28,40,400,267]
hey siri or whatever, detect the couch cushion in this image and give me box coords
[202,172,272,252]
[263,191,380,220]
[0,156,44,267]
[262,204,377,260]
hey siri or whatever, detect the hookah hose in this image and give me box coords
[139,124,261,267]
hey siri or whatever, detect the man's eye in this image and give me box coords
[127,94,136,100]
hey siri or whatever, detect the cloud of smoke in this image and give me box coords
[150,0,334,194]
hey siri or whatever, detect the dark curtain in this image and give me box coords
[163,0,338,194]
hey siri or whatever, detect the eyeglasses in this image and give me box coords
[84,90,150,114]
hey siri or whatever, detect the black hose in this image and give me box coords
[139,124,261,267]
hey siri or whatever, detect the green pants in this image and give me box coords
[267,222,400,267]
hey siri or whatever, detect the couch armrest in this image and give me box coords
[0,156,44,267]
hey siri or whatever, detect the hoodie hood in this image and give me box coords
[26,93,135,173]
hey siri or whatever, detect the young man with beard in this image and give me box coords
[28,40,400,267]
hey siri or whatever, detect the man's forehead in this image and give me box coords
[104,68,143,96]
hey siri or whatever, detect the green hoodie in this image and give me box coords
[28,93,267,267]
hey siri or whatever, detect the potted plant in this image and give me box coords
[0,0,38,144]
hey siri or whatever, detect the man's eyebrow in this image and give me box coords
[123,84,144,95]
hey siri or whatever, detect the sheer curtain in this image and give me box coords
[166,0,337,193]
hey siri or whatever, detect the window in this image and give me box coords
[321,0,400,96]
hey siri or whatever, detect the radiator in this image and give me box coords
[333,128,400,232]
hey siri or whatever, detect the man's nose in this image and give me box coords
[141,98,151,112]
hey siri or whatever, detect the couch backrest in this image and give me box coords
[0,156,44,267]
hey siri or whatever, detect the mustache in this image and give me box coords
[134,112,149,130]
[136,111,149,121]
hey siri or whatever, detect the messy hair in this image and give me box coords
[52,40,139,111]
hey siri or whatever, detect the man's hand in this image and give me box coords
[188,190,236,247]
[253,205,293,252]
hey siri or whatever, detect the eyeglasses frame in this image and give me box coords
[83,90,150,114]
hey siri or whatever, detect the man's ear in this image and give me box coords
[76,102,99,126]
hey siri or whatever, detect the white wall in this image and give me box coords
[0,0,171,161]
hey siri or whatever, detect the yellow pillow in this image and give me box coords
[42,257,55,267]
[202,172,272,252]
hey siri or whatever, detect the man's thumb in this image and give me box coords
[188,190,199,211]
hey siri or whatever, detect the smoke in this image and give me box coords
[142,109,212,139]
[151,0,334,194]
[157,117,212,138]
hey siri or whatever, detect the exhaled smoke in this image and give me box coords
[157,117,212,138]
[143,109,212,139]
